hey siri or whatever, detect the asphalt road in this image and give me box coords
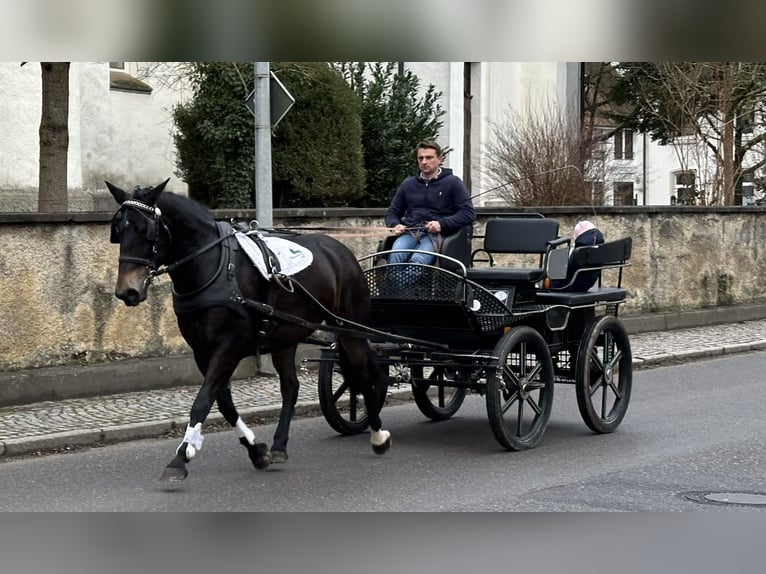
[0,350,764,512]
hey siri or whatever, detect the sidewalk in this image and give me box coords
[2,319,766,458]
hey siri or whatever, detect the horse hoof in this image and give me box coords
[251,444,272,470]
[371,436,392,455]
[160,466,189,482]
[271,450,289,464]
[240,438,272,470]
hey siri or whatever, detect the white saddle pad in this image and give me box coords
[236,232,313,279]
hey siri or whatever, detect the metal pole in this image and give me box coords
[254,62,272,227]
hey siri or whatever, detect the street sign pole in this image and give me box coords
[254,62,272,228]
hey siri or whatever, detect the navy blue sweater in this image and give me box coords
[384,167,475,236]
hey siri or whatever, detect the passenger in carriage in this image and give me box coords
[384,140,475,266]
[550,220,605,291]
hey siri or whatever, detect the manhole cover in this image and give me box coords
[680,490,766,508]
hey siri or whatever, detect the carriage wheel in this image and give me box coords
[317,348,386,435]
[486,326,555,451]
[575,315,632,433]
[412,367,467,421]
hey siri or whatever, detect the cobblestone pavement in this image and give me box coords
[2,319,766,457]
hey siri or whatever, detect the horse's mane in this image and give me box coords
[153,190,217,232]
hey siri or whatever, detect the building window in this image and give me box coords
[613,182,634,205]
[613,129,634,160]
[109,62,125,70]
[673,170,696,205]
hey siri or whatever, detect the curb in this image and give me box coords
[0,388,411,459]
[5,305,766,409]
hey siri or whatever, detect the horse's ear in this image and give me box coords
[143,178,171,205]
[105,181,127,205]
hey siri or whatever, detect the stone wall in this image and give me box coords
[1,206,765,372]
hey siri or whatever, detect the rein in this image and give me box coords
[265,225,427,239]
[150,229,235,279]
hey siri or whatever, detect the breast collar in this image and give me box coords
[171,221,248,317]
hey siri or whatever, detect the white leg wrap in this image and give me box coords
[179,422,203,459]
[234,417,256,445]
[370,429,391,447]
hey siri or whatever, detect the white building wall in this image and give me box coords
[405,62,582,206]
[0,61,187,210]
[76,62,188,193]
[0,62,44,191]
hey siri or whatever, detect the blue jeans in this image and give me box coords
[388,232,438,265]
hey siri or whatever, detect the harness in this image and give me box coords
[111,198,448,352]
[170,221,248,318]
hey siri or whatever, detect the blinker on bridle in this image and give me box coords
[110,197,171,271]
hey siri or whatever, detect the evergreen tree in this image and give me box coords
[334,63,446,207]
[173,62,365,209]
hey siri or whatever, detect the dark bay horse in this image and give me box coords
[106,179,391,481]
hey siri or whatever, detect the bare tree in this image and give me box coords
[611,62,766,205]
[484,98,612,206]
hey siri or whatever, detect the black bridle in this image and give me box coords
[111,197,237,283]
[110,198,171,270]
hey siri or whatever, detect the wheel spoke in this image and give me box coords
[608,348,622,370]
[589,373,603,397]
[501,389,519,414]
[437,385,446,407]
[332,380,350,402]
[501,363,522,387]
[525,395,542,416]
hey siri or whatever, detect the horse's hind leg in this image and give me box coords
[217,386,271,470]
[338,338,391,455]
[269,347,300,463]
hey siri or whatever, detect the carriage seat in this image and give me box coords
[535,286,627,306]
[535,237,632,305]
[465,217,561,284]
[376,224,473,271]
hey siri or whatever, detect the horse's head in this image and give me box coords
[106,178,171,306]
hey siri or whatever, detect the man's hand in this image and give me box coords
[392,224,406,235]
[424,220,441,234]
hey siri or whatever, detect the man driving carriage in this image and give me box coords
[384,140,475,265]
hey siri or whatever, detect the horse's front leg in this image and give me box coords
[217,386,271,470]
[160,356,237,482]
[270,347,300,463]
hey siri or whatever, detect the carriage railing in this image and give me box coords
[359,249,469,276]
[362,251,552,334]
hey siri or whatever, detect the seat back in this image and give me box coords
[471,217,560,269]
[376,224,473,270]
[545,236,632,292]
[439,224,473,270]
[569,236,632,269]
[482,218,560,254]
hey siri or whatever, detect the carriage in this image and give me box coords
[108,180,633,480]
[315,215,633,451]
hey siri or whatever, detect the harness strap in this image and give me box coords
[152,227,235,278]
[240,298,448,350]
